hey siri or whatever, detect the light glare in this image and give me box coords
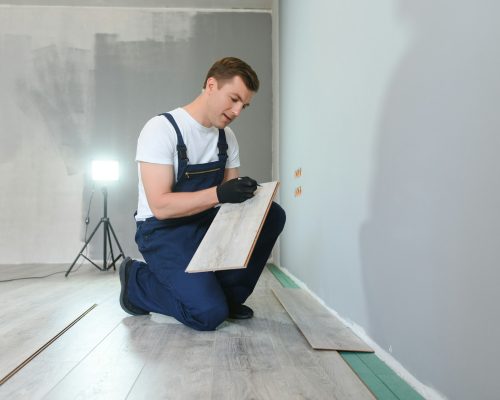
[92,160,119,181]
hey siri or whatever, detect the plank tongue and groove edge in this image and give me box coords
[186,181,279,273]
[272,287,373,352]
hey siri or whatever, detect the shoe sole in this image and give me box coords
[119,257,142,316]
[228,314,253,320]
[228,304,254,320]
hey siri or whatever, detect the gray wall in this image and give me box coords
[0,0,271,8]
[0,5,272,263]
[279,1,500,399]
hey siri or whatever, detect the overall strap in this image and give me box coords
[217,129,228,163]
[160,113,189,182]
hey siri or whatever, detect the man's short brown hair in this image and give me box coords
[203,57,259,92]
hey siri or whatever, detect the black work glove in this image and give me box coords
[216,176,258,203]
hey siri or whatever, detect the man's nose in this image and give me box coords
[232,103,243,116]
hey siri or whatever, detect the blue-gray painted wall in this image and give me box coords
[279,1,500,399]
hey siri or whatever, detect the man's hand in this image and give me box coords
[217,176,258,203]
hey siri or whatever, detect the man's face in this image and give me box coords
[206,76,254,129]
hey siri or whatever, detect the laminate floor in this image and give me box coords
[0,263,374,400]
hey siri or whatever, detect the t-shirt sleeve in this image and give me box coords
[136,116,176,165]
[224,127,241,169]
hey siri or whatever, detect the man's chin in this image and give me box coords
[216,120,231,129]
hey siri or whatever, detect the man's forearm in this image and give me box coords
[149,186,219,220]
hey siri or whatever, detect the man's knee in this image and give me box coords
[266,202,286,235]
[188,301,229,331]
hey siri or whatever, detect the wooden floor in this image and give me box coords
[0,263,375,400]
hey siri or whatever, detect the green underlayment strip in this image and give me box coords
[267,263,300,288]
[266,264,424,400]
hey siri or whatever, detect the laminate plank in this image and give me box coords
[272,287,373,352]
[0,296,125,399]
[212,291,328,400]
[0,268,119,382]
[214,288,369,400]
[186,181,279,272]
[261,290,375,400]
[43,316,163,400]
[316,351,376,399]
[213,335,280,371]
[127,325,215,400]
[210,369,290,400]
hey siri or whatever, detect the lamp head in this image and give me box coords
[91,160,119,182]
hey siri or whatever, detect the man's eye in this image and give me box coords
[231,98,237,102]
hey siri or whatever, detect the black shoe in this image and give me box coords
[228,303,254,320]
[119,257,149,316]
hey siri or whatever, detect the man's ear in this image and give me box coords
[206,76,218,92]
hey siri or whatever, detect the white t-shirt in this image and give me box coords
[135,107,241,220]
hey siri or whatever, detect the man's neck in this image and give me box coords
[183,95,212,128]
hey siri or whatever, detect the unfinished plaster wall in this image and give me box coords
[0,5,272,263]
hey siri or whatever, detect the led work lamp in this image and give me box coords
[66,160,125,276]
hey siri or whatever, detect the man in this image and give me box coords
[120,57,286,331]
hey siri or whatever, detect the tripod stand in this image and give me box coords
[66,186,125,277]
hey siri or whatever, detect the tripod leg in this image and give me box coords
[102,219,108,271]
[105,226,116,271]
[107,221,124,271]
[66,220,104,277]
[108,221,125,256]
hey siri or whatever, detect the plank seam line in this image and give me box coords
[0,304,98,386]
[47,316,124,394]
[124,323,170,399]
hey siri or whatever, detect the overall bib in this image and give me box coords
[127,113,286,331]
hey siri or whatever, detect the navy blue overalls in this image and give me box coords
[127,113,286,331]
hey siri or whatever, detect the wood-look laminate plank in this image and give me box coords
[272,287,373,352]
[127,325,216,400]
[215,285,370,400]
[261,289,375,400]
[316,351,377,399]
[0,296,125,400]
[212,287,321,400]
[43,316,163,400]
[186,181,279,273]
[0,304,97,387]
[210,369,291,400]
[0,268,119,382]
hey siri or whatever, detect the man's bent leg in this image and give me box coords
[127,260,228,331]
[216,201,286,304]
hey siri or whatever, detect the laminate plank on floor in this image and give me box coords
[272,287,373,352]
[260,287,375,400]
[0,296,125,400]
[43,315,163,400]
[316,351,377,399]
[127,325,216,400]
[186,181,279,273]
[212,290,337,400]
[0,267,119,382]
